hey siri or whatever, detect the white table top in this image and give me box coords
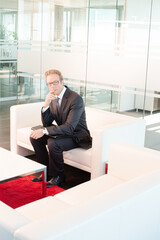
[0,147,46,182]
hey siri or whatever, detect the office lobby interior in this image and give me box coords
[1,0,160,239]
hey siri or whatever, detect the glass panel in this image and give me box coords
[17,0,89,102]
[86,0,151,116]
[17,0,43,102]
[144,0,160,151]
[0,4,18,149]
[0,8,18,102]
[86,0,125,110]
[40,0,89,100]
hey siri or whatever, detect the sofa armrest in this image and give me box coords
[10,102,44,153]
[0,201,29,240]
[90,118,146,179]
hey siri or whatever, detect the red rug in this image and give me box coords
[0,175,64,209]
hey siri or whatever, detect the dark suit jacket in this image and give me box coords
[41,86,92,149]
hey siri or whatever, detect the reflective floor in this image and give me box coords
[0,100,15,150]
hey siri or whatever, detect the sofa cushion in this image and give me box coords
[63,148,91,168]
[16,196,72,221]
[54,174,124,205]
[85,107,138,135]
[17,127,92,169]
[0,201,29,240]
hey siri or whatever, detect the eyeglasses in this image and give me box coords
[47,81,61,87]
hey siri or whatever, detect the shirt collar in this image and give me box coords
[58,86,66,100]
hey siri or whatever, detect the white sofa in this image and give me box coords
[1,142,160,240]
[10,102,146,179]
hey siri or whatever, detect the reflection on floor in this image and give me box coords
[0,101,16,150]
[119,109,160,151]
[144,112,160,151]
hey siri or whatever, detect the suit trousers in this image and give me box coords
[30,135,78,178]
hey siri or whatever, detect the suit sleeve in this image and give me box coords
[41,107,55,127]
[45,95,84,136]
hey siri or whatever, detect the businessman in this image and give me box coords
[30,69,92,187]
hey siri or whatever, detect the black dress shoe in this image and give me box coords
[47,176,65,188]
[32,174,52,182]
[31,174,42,182]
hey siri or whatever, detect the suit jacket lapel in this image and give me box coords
[59,87,70,116]
[50,99,60,123]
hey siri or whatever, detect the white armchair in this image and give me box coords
[10,102,146,179]
[1,142,160,240]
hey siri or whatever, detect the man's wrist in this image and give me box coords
[42,106,49,112]
[42,128,48,135]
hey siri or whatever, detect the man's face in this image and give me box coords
[46,74,64,96]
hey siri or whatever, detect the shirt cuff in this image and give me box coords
[42,106,49,112]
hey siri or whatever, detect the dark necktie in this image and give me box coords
[56,97,60,113]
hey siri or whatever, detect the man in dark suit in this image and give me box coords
[30,69,92,187]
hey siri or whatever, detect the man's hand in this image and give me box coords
[30,129,44,139]
[43,92,56,108]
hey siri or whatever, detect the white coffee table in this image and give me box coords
[0,147,47,197]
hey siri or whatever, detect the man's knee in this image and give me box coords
[30,137,41,146]
[47,138,61,152]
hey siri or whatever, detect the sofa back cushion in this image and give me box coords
[108,142,160,181]
[85,107,140,136]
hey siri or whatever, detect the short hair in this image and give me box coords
[45,69,63,81]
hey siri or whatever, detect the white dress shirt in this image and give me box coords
[42,86,66,135]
